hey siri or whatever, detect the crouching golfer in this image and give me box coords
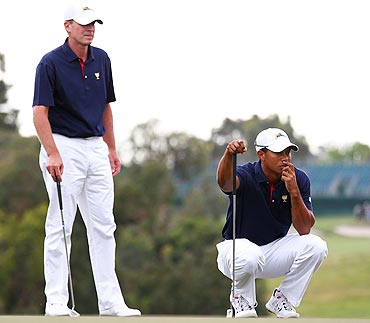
[216,128,328,318]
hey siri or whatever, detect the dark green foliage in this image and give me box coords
[0,134,46,217]
[115,215,231,315]
[0,205,46,314]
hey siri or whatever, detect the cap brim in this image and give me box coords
[74,16,103,25]
[268,143,299,153]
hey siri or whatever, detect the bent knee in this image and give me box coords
[235,252,265,276]
[301,234,328,260]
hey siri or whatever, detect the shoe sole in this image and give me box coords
[235,313,258,318]
[266,304,300,318]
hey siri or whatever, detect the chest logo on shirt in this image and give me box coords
[95,72,100,80]
[282,195,288,202]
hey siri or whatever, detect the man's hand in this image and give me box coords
[108,150,121,176]
[226,140,247,155]
[46,152,64,182]
[281,161,299,197]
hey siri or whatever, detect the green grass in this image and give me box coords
[264,215,370,318]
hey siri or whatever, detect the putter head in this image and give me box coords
[69,309,80,317]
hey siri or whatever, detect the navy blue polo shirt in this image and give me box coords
[33,39,116,138]
[221,161,313,246]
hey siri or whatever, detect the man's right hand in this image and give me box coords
[46,152,64,182]
[226,140,247,155]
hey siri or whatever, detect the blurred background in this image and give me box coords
[1,0,370,317]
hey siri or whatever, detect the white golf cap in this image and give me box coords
[254,128,299,152]
[64,2,103,25]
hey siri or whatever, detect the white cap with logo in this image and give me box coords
[254,128,299,152]
[64,2,103,25]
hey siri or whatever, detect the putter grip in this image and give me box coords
[232,153,236,195]
[56,180,63,210]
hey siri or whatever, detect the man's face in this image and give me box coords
[259,147,292,175]
[65,20,96,46]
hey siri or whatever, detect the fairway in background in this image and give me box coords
[265,215,370,318]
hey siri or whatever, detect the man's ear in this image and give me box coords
[257,150,265,161]
[64,20,72,33]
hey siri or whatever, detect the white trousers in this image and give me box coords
[39,134,126,312]
[216,233,328,307]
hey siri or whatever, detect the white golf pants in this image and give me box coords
[216,233,328,307]
[39,134,126,312]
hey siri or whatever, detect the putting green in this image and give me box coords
[0,316,369,323]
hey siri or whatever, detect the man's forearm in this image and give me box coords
[102,103,117,151]
[291,196,315,235]
[33,105,59,156]
[217,150,234,192]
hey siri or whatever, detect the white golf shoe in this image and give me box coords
[230,294,258,318]
[265,288,300,318]
[45,303,80,317]
[100,305,141,317]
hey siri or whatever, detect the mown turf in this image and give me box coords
[0,316,369,323]
[265,215,370,318]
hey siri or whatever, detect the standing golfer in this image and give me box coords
[216,128,328,318]
[32,2,141,317]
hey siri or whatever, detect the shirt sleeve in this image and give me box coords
[105,55,116,104]
[32,60,55,108]
[297,169,313,211]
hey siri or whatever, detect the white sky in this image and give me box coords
[1,0,370,154]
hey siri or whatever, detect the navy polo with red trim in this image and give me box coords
[33,39,116,138]
[221,161,313,246]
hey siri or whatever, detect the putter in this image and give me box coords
[56,179,80,317]
[226,153,237,318]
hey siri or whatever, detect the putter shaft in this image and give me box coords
[56,180,78,314]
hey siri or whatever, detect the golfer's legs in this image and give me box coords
[258,234,328,307]
[40,138,84,306]
[78,141,125,312]
[216,239,265,305]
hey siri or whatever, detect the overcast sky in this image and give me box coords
[1,0,370,155]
